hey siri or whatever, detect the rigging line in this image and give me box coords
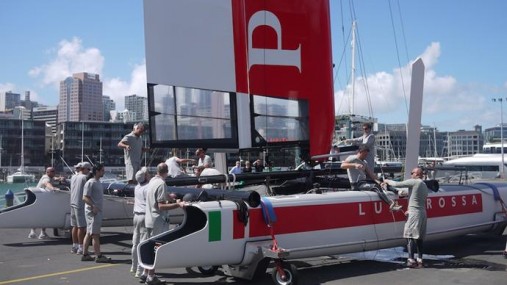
[395,0,410,63]
[355,24,374,118]
[333,23,352,93]
[388,0,409,117]
[335,0,350,91]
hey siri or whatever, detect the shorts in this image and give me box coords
[70,207,86,228]
[126,162,141,182]
[85,208,103,234]
[146,217,169,238]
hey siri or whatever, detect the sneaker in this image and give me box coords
[71,247,78,254]
[406,258,418,268]
[95,255,112,263]
[38,233,49,239]
[138,275,147,283]
[28,231,37,239]
[416,258,424,268]
[134,272,142,278]
[130,266,135,274]
[81,254,94,261]
[77,248,83,255]
[145,276,165,285]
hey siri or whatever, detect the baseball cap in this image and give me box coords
[136,167,148,183]
[81,162,92,170]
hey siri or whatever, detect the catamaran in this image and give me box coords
[134,1,507,285]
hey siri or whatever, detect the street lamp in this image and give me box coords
[492,98,506,179]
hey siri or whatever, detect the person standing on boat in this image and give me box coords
[69,162,92,254]
[131,166,151,278]
[344,122,375,172]
[118,122,148,184]
[341,145,401,211]
[382,167,428,268]
[81,164,111,263]
[165,154,195,178]
[28,166,61,239]
[142,162,186,284]
[195,148,213,174]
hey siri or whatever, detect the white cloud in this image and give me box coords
[0,83,16,93]
[29,37,104,89]
[334,42,504,131]
[28,37,146,110]
[103,61,147,111]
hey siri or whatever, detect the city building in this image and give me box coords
[33,106,58,134]
[54,121,165,171]
[0,117,47,173]
[445,125,483,159]
[125,94,148,122]
[103,95,116,122]
[0,91,20,112]
[58,72,104,123]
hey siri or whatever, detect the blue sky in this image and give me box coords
[1,0,507,132]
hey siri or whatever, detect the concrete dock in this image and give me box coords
[0,226,506,285]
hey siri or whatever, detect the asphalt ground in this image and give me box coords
[0,226,506,285]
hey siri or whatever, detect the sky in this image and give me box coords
[1,0,507,132]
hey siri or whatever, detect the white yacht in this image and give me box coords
[6,171,35,183]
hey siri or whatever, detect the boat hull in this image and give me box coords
[138,182,507,270]
[0,188,140,229]
[6,173,35,184]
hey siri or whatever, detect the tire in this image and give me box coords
[271,263,298,285]
[197,265,219,276]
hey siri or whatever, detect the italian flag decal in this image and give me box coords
[209,211,222,242]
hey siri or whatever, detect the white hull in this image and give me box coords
[6,172,35,184]
[139,182,507,271]
[0,188,181,230]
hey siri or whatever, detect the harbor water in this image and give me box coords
[0,182,36,196]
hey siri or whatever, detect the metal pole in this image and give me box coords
[501,99,505,179]
[493,98,505,179]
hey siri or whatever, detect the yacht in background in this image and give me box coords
[6,171,35,184]
[7,107,35,184]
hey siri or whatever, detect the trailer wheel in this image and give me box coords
[271,263,298,285]
[197,265,219,275]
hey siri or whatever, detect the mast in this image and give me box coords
[99,137,103,164]
[350,21,356,115]
[20,108,25,174]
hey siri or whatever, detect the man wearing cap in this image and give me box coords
[70,162,91,254]
[131,167,151,278]
[341,145,401,211]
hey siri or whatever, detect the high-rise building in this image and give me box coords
[58,72,104,123]
[33,106,58,134]
[125,95,148,122]
[102,95,116,122]
[0,91,21,111]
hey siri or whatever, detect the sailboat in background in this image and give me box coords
[7,107,35,183]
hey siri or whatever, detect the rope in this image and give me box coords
[260,197,280,252]
[474,182,507,214]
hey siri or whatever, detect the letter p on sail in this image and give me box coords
[248,10,301,72]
